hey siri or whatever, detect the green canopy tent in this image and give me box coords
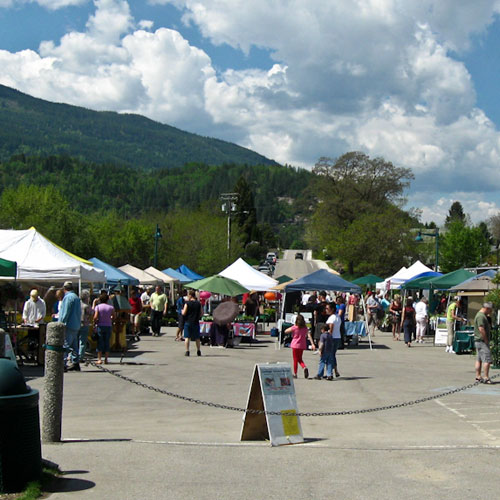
[186,275,249,297]
[400,274,440,290]
[0,257,17,278]
[430,269,476,290]
[400,269,476,291]
[352,274,383,286]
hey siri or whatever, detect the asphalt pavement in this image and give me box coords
[274,249,330,279]
[23,327,500,500]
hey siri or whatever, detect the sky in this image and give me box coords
[1,0,500,225]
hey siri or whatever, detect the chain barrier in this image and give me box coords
[88,360,500,417]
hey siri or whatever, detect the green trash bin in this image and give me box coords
[0,358,41,493]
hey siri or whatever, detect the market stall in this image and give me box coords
[0,227,105,284]
[162,267,192,284]
[89,258,140,287]
[118,264,161,286]
[219,258,278,291]
[176,264,204,281]
[283,269,367,349]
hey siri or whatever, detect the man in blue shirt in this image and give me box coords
[175,290,187,341]
[59,281,82,371]
[336,296,346,349]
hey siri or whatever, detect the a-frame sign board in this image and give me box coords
[240,363,304,446]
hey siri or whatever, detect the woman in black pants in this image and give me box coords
[401,298,415,348]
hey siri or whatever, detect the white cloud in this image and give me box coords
[2,0,500,220]
[0,0,88,8]
[138,19,154,30]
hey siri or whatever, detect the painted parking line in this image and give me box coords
[435,400,498,441]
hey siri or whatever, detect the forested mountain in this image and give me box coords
[0,155,312,226]
[0,84,278,168]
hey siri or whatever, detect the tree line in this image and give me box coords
[0,152,495,277]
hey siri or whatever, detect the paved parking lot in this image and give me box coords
[24,327,499,499]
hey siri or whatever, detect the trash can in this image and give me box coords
[0,358,42,493]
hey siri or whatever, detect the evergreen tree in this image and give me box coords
[445,201,466,227]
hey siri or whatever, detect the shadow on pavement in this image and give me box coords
[45,474,95,494]
[62,438,132,443]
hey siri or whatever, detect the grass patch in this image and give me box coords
[0,464,61,500]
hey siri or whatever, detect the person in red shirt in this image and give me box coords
[128,288,142,337]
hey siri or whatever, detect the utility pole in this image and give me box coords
[220,193,238,258]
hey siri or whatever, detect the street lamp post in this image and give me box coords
[415,229,439,271]
[153,224,162,268]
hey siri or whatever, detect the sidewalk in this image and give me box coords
[24,328,500,499]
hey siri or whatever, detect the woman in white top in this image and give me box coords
[415,297,428,343]
[325,303,342,378]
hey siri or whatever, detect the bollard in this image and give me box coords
[0,329,5,358]
[42,322,65,443]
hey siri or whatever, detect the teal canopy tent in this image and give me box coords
[0,257,17,278]
[352,274,383,286]
[430,269,476,290]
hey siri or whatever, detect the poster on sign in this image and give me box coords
[240,363,304,446]
[434,316,448,345]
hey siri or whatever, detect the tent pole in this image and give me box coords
[278,292,286,350]
[361,295,372,350]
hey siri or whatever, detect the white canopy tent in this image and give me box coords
[144,266,179,301]
[0,227,105,283]
[376,266,406,290]
[219,258,278,291]
[118,264,161,286]
[376,261,435,290]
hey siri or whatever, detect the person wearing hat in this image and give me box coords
[473,302,493,384]
[59,281,82,371]
[446,296,466,353]
[22,289,46,325]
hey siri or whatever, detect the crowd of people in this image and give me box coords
[14,278,495,385]
[288,287,495,383]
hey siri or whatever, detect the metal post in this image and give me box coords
[154,224,162,268]
[42,322,65,443]
[435,230,439,272]
[227,209,231,257]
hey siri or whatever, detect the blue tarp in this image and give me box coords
[163,267,192,284]
[176,264,204,280]
[89,258,140,286]
[285,269,361,293]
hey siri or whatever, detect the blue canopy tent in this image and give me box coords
[176,265,204,281]
[285,269,362,293]
[162,268,192,284]
[89,258,140,286]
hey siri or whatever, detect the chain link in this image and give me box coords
[88,360,500,417]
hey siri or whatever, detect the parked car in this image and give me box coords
[295,252,303,260]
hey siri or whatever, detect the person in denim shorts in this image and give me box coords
[473,302,493,384]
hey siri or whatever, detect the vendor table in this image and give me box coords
[344,321,367,337]
[15,324,47,365]
[233,322,256,339]
[200,321,256,339]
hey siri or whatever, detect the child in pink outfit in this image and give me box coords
[285,314,316,379]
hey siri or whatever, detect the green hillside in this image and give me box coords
[0,155,312,225]
[0,84,279,169]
